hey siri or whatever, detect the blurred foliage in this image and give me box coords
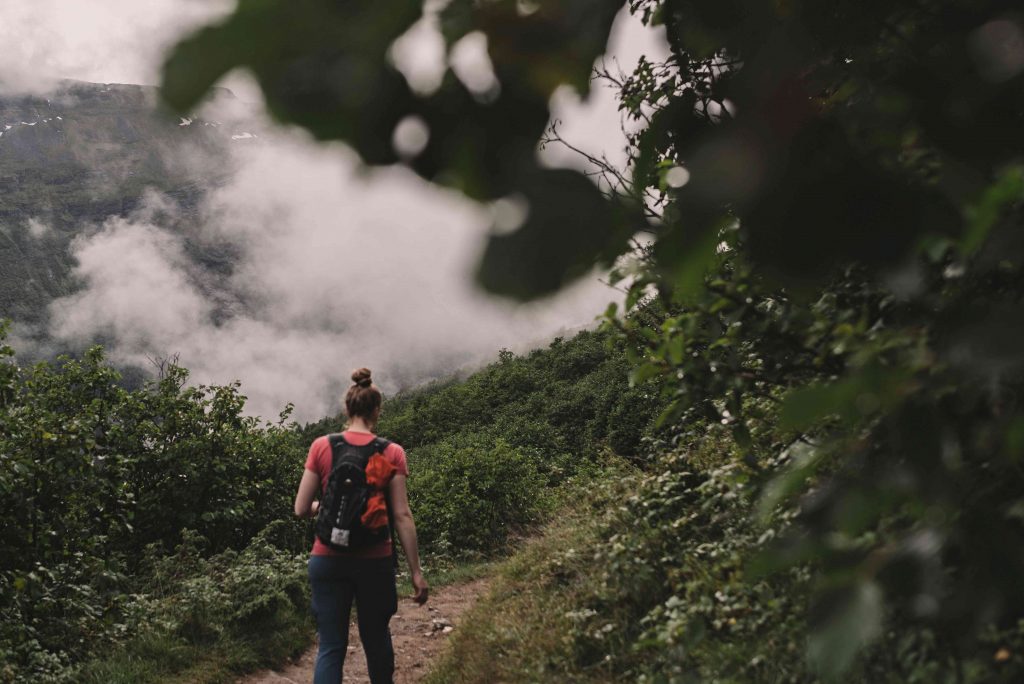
[601,1,1024,678]
[161,0,637,299]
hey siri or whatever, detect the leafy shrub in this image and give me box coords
[408,434,552,557]
[77,524,310,684]
[555,430,811,683]
[0,331,308,682]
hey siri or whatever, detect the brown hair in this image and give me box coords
[345,367,382,422]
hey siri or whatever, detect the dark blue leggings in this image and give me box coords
[308,555,398,684]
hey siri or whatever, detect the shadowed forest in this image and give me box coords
[3,0,1024,682]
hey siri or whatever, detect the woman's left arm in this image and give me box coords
[294,469,321,518]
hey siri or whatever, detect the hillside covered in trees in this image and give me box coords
[0,324,661,682]
[0,81,241,331]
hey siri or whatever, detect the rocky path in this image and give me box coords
[239,578,489,684]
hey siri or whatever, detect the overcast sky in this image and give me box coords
[1,0,670,420]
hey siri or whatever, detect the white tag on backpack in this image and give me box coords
[330,528,351,547]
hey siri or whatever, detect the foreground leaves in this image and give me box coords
[163,0,630,299]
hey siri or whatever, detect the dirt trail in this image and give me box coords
[239,578,488,684]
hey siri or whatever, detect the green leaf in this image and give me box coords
[476,168,641,299]
[757,441,823,521]
[655,398,686,428]
[653,214,726,304]
[961,165,1024,256]
[808,581,883,680]
[779,365,912,432]
[468,0,623,97]
[163,0,423,110]
[630,362,663,387]
[666,332,685,366]
[732,421,753,451]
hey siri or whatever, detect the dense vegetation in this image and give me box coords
[324,333,660,557]
[0,322,658,683]
[0,327,310,683]
[167,0,1024,679]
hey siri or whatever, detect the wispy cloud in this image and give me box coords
[49,124,618,420]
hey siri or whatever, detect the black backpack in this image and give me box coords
[315,434,394,552]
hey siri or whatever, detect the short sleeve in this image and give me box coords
[304,436,330,475]
[386,443,409,476]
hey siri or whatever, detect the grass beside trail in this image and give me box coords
[78,607,312,684]
[397,558,496,598]
[424,499,614,684]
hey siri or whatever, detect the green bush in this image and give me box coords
[408,434,552,557]
[77,524,311,684]
[0,329,308,683]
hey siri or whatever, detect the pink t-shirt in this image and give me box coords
[304,431,409,558]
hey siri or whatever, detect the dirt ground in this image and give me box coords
[239,578,489,684]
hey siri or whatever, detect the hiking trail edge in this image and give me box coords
[238,578,489,683]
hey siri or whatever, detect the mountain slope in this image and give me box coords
[0,80,246,328]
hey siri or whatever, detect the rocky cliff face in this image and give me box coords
[0,80,247,330]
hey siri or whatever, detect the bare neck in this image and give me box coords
[346,417,375,434]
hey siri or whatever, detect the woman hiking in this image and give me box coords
[294,368,429,684]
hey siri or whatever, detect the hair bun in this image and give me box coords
[351,367,373,388]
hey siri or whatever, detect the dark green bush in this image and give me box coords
[77,525,310,684]
[408,434,552,557]
[0,329,308,683]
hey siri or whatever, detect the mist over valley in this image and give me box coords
[0,80,615,420]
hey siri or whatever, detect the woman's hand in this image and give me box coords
[411,571,429,605]
[310,500,320,517]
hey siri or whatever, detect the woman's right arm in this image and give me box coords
[388,474,429,604]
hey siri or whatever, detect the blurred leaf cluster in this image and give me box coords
[162,0,635,300]
[603,1,1024,678]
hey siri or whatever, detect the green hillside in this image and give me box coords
[0,322,660,683]
[0,81,238,329]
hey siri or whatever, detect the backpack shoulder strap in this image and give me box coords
[326,433,349,448]
[326,433,348,465]
[372,437,392,454]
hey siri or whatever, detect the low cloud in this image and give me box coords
[26,218,52,240]
[49,126,618,421]
[542,8,671,174]
[14,2,663,421]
